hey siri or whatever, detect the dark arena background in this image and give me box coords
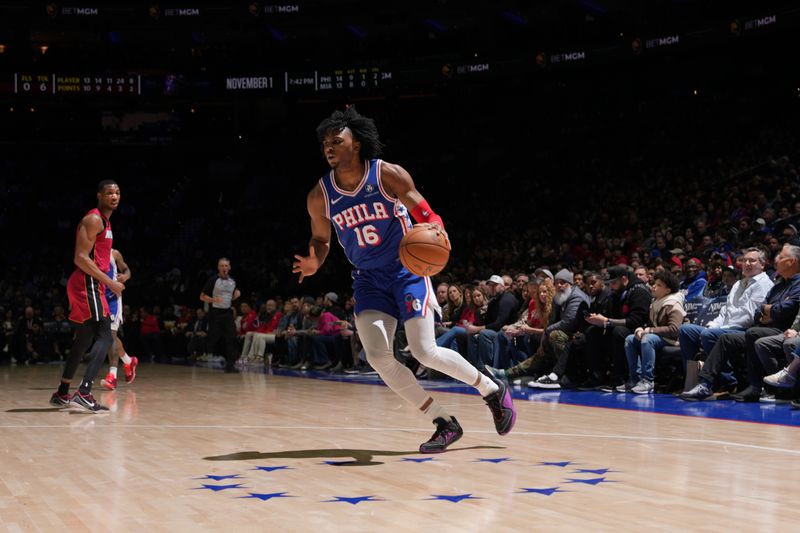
[2,1,800,531]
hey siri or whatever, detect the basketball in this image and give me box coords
[399,225,451,277]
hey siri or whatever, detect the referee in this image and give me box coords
[200,257,241,373]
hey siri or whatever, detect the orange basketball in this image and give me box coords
[399,226,451,277]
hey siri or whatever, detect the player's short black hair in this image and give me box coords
[97,179,118,192]
[316,106,384,160]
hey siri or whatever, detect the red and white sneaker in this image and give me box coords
[124,356,138,384]
[101,373,117,391]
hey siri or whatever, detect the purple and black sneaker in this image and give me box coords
[482,370,516,435]
[419,416,463,454]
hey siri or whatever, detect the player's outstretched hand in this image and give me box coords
[413,222,451,251]
[292,246,319,283]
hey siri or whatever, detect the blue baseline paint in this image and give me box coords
[267,368,800,428]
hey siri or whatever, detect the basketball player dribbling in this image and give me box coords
[100,248,139,391]
[292,107,515,452]
[50,180,124,412]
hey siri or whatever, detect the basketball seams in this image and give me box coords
[399,243,449,266]
[398,226,450,276]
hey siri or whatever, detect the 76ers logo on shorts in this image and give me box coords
[404,293,422,313]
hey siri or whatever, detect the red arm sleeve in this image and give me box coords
[410,200,444,229]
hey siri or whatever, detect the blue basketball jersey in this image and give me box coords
[105,253,119,317]
[319,159,412,270]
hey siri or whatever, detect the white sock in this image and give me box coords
[120,353,131,365]
[109,366,118,378]
[475,372,499,397]
[419,397,451,423]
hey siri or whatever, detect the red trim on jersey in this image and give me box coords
[422,276,435,318]
[376,160,396,204]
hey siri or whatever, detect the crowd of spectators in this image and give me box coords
[3,35,800,412]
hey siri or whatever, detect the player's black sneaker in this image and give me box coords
[419,416,463,454]
[482,370,516,435]
[50,391,71,407]
[69,391,109,413]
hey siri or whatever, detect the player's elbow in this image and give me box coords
[73,253,87,268]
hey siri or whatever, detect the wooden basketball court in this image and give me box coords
[2,363,798,531]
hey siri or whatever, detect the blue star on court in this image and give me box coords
[518,487,569,496]
[538,461,572,467]
[196,474,242,481]
[426,494,483,503]
[253,466,291,472]
[565,477,616,485]
[238,492,293,501]
[572,468,615,475]
[194,483,247,492]
[475,458,511,463]
[322,460,358,466]
[323,496,384,505]
[401,457,434,463]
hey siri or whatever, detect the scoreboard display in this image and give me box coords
[286,67,392,92]
[227,67,392,94]
[13,73,141,95]
[3,68,394,98]
[315,67,392,92]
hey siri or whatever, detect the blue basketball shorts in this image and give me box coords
[351,260,436,323]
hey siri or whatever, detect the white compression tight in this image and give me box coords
[355,309,488,413]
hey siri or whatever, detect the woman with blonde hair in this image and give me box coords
[487,278,556,382]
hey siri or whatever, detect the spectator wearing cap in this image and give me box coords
[680,258,708,302]
[781,224,800,246]
[668,248,685,261]
[462,275,520,370]
[323,291,346,320]
[668,256,683,277]
[534,268,555,284]
[679,248,773,398]
[620,270,685,394]
[682,244,800,402]
[528,269,590,389]
[580,265,652,391]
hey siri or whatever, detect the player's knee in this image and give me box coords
[365,349,396,371]
[407,339,438,366]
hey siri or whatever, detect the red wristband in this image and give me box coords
[410,200,444,228]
